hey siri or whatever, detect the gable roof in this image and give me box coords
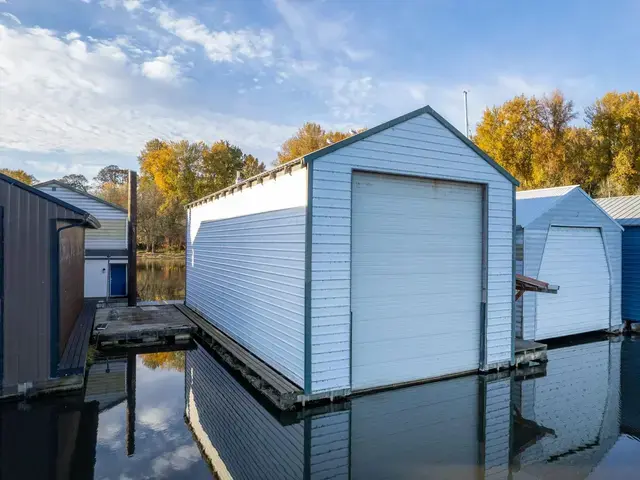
[517,185,623,230]
[187,104,519,208]
[0,173,100,229]
[36,180,128,213]
[302,105,520,186]
[595,196,640,226]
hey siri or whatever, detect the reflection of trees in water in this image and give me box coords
[141,351,185,372]
[136,259,185,301]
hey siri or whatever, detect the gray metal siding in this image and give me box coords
[38,185,127,250]
[622,227,640,321]
[520,189,622,339]
[310,112,514,393]
[186,168,308,387]
[0,179,84,387]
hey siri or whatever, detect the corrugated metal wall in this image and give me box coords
[0,179,85,387]
[186,168,308,387]
[520,189,622,340]
[38,185,127,251]
[58,225,85,355]
[622,227,640,322]
[309,112,514,393]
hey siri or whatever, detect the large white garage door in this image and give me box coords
[535,226,610,340]
[351,172,483,391]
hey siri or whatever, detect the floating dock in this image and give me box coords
[93,304,194,348]
[514,338,548,366]
[176,304,304,410]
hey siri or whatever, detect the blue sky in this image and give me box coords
[0,0,637,182]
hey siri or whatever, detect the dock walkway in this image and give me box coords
[176,304,304,410]
[93,305,194,348]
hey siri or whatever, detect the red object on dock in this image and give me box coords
[515,274,559,301]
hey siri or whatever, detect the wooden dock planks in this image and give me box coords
[58,299,98,376]
[176,304,303,410]
[93,305,194,348]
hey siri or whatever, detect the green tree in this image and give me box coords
[95,165,128,185]
[59,174,89,192]
[277,122,359,164]
[0,168,37,185]
[241,154,266,180]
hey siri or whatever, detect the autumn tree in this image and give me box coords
[474,95,540,188]
[59,174,89,191]
[137,179,164,253]
[138,138,265,250]
[586,91,640,196]
[277,122,359,164]
[0,168,37,185]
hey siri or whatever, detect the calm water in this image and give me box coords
[3,335,640,479]
[136,258,185,301]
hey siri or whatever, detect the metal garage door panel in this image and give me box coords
[351,172,483,391]
[536,227,610,340]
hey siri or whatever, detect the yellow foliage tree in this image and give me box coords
[0,168,37,185]
[277,122,361,164]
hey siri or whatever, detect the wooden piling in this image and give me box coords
[127,171,137,307]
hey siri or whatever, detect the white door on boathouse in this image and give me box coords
[350,172,483,391]
[535,226,610,340]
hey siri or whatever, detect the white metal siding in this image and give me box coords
[535,227,610,339]
[350,172,482,390]
[38,185,127,250]
[520,189,622,340]
[186,168,307,387]
[310,112,514,393]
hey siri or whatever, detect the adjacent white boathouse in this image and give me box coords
[186,105,518,397]
[37,181,129,298]
[516,186,622,341]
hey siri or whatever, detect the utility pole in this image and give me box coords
[463,90,470,138]
[127,171,137,307]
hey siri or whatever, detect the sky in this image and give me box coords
[0,0,638,182]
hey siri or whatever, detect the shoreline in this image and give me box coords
[137,251,185,260]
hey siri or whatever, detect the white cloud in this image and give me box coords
[0,23,294,167]
[122,0,141,11]
[141,54,181,82]
[0,12,20,24]
[139,406,172,431]
[151,5,274,63]
[65,31,81,41]
[152,444,201,477]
